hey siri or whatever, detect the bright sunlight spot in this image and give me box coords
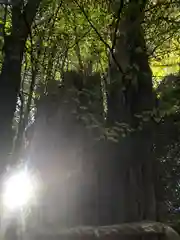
[2,168,37,211]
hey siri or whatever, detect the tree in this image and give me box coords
[0,0,42,172]
[103,0,157,224]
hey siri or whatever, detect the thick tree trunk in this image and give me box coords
[25,72,104,228]
[0,0,41,169]
[105,0,157,225]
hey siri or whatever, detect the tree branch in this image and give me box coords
[27,221,180,239]
[111,0,124,52]
[74,0,124,74]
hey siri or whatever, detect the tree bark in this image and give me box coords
[105,0,157,225]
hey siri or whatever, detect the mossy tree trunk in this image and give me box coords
[104,0,157,225]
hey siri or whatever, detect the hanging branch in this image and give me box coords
[73,13,84,72]
[111,0,124,52]
[73,0,124,75]
[42,2,63,75]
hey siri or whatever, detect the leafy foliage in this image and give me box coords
[144,0,180,84]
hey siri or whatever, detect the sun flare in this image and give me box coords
[2,168,37,211]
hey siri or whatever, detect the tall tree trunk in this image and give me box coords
[25,71,104,228]
[104,0,157,224]
[0,0,41,170]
